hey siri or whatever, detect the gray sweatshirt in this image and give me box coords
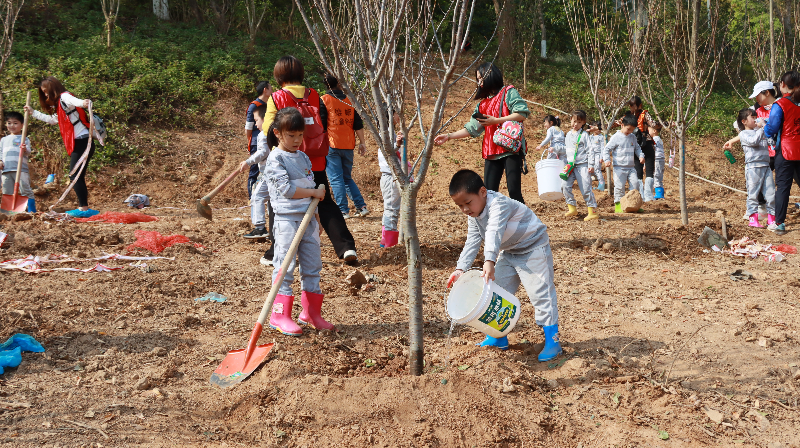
[564,129,591,165]
[739,128,770,167]
[602,131,644,168]
[246,132,271,174]
[265,148,317,220]
[653,135,665,160]
[0,135,32,174]
[456,190,550,271]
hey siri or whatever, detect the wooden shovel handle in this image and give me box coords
[13,92,32,190]
[255,185,325,326]
[201,168,242,202]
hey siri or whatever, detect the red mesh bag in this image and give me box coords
[75,212,158,224]
[773,244,797,254]
[126,230,201,254]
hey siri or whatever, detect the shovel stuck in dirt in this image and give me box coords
[210,185,324,388]
[1,92,32,214]
[196,168,243,220]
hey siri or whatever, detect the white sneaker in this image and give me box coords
[343,250,358,265]
[259,256,273,266]
[742,214,750,221]
[357,206,370,217]
[767,222,779,232]
[342,212,351,219]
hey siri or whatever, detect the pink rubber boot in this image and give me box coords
[298,291,336,331]
[269,294,302,336]
[380,227,400,248]
[749,213,763,228]
[768,214,776,226]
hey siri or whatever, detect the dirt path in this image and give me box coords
[1,88,799,447]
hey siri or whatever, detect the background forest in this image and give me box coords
[0,0,798,167]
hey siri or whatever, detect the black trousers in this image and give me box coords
[484,152,525,204]
[634,140,655,180]
[69,138,96,207]
[247,146,260,198]
[773,150,800,225]
[757,156,800,206]
[264,170,357,260]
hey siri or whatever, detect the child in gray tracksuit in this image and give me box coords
[587,122,606,190]
[537,115,566,161]
[0,112,34,200]
[649,123,666,199]
[240,109,271,239]
[562,110,599,220]
[447,169,562,362]
[602,114,645,212]
[724,108,775,228]
[263,107,333,337]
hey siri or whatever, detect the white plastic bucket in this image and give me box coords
[535,150,565,201]
[446,270,522,338]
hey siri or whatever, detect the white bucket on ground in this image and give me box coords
[446,270,522,339]
[535,150,565,201]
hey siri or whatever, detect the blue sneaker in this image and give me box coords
[477,335,508,350]
[595,182,605,191]
[66,209,100,218]
[538,324,562,362]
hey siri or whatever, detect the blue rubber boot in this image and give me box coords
[596,182,605,191]
[654,187,664,200]
[27,197,36,212]
[477,335,508,350]
[538,324,562,362]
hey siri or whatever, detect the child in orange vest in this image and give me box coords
[321,73,369,219]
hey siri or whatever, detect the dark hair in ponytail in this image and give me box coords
[266,107,305,149]
[544,115,561,127]
[782,70,800,102]
[736,108,756,131]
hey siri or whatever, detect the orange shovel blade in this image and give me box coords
[210,343,274,388]
[0,193,28,213]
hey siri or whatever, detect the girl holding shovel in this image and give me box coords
[25,77,101,216]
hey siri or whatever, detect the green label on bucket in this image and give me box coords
[477,292,517,333]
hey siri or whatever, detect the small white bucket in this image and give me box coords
[535,150,565,201]
[446,270,522,338]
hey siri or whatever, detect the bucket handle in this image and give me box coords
[541,149,550,160]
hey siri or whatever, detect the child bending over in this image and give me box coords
[446,170,562,361]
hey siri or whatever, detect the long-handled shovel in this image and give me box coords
[210,185,324,388]
[196,168,244,221]
[1,92,32,213]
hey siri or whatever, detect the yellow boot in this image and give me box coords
[584,207,600,221]
[564,204,578,217]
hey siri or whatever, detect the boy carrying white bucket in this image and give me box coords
[446,169,562,361]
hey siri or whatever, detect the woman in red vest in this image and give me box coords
[433,63,529,204]
[764,70,800,235]
[25,76,100,216]
[260,56,359,266]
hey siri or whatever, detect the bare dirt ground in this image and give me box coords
[2,83,800,448]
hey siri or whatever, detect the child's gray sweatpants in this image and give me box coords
[562,163,597,207]
[653,158,665,189]
[1,172,33,197]
[593,160,605,185]
[380,172,401,231]
[613,166,639,202]
[271,218,322,296]
[250,176,270,228]
[493,244,559,327]
[745,165,775,216]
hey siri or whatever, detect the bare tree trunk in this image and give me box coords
[0,91,4,125]
[188,0,203,24]
[492,0,513,58]
[401,188,423,374]
[153,0,169,20]
[679,124,687,225]
[538,0,546,58]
